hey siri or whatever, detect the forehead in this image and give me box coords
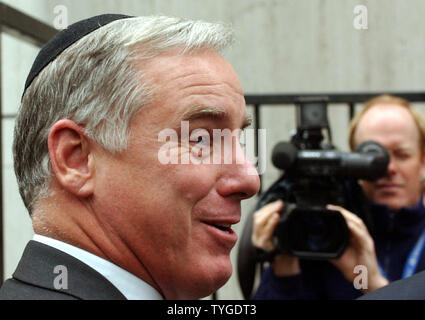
[354,104,421,149]
[136,49,245,126]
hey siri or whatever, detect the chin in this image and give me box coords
[386,203,404,212]
[183,258,233,300]
[373,197,406,212]
[375,190,420,210]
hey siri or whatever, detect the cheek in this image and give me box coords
[397,160,423,188]
[360,181,375,197]
[170,164,220,201]
[404,171,423,193]
[401,161,423,179]
[131,164,220,246]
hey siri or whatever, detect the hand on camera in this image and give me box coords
[252,200,301,276]
[327,204,389,293]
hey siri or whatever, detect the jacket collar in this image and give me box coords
[370,196,425,238]
[13,241,126,300]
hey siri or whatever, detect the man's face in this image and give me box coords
[354,104,425,211]
[92,49,260,299]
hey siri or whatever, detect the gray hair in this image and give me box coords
[14,16,234,214]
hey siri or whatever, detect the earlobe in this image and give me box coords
[421,151,425,174]
[48,119,95,198]
[419,152,425,183]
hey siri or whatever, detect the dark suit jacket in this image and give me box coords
[0,240,126,300]
[359,270,425,300]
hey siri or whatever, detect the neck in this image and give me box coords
[32,187,162,295]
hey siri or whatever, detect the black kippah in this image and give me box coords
[23,14,134,97]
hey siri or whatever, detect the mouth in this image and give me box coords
[374,183,404,195]
[376,183,402,189]
[204,222,233,233]
[201,219,239,249]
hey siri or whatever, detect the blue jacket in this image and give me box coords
[253,198,425,300]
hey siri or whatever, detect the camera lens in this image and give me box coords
[304,215,332,252]
[276,208,349,259]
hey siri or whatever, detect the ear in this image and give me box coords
[48,119,95,198]
[419,149,425,183]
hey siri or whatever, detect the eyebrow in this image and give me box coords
[182,105,226,121]
[181,105,252,129]
[394,145,415,153]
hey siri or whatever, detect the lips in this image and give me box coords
[374,182,404,194]
[376,183,403,189]
[205,221,232,232]
[201,218,239,249]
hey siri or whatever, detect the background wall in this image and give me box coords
[2,0,425,299]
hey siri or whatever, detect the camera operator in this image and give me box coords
[252,95,425,299]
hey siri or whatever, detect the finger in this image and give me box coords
[327,204,364,229]
[253,210,279,239]
[327,204,373,250]
[345,218,374,251]
[262,212,280,238]
[252,212,279,250]
[254,200,284,227]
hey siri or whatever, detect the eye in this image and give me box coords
[196,135,209,146]
[394,150,411,161]
[190,129,211,147]
[190,130,213,160]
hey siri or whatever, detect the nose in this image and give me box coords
[216,143,261,200]
[386,155,397,177]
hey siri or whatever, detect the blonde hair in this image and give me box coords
[348,94,425,153]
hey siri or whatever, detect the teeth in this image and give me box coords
[214,223,231,228]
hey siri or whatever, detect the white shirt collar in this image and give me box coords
[32,234,163,300]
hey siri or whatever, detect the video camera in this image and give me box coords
[257,97,389,260]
